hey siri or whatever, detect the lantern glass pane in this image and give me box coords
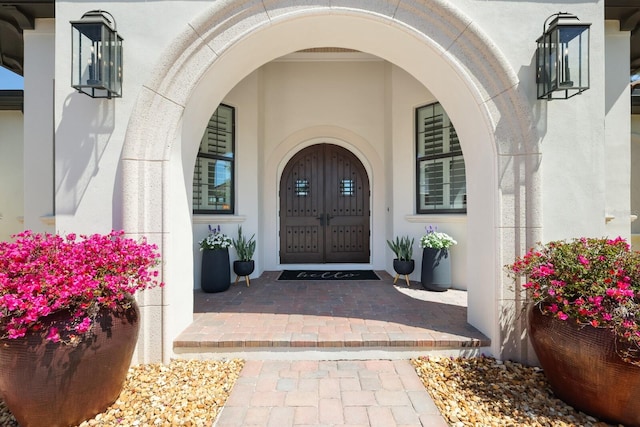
[100,27,112,89]
[536,36,545,98]
[559,26,589,90]
[71,25,102,89]
[537,31,557,98]
[113,36,123,96]
[549,30,559,92]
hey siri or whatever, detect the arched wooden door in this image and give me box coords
[280,144,370,264]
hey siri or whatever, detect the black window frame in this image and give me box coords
[415,102,467,214]
[192,103,235,215]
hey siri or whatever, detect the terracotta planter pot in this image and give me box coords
[0,301,140,427]
[528,306,640,427]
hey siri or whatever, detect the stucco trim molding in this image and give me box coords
[137,1,523,127]
[192,215,247,225]
[405,214,467,224]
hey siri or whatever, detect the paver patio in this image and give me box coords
[174,271,489,426]
[175,270,489,359]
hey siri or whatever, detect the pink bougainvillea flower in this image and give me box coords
[7,327,27,339]
[75,317,92,334]
[506,236,640,363]
[533,264,555,277]
[46,327,60,343]
[0,230,163,344]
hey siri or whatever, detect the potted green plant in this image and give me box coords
[506,237,640,426]
[0,230,162,427]
[387,235,415,286]
[232,226,256,287]
[419,225,457,291]
[199,225,233,293]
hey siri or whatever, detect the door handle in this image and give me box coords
[316,213,333,226]
[326,213,333,225]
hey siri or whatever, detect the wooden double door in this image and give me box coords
[279,144,370,264]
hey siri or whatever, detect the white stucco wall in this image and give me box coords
[261,57,387,271]
[45,0,621,364]
[187,57,469,288]
[55,2,216,234]
[540,10,607,242]
[189,70,261,289]
[121,3,530,363]
[0,111,24,242]
[388,65,468,288]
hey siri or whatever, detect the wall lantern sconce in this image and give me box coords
[536,12,591,100]
[70,10,123,99]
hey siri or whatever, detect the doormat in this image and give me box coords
[278,270,380,281]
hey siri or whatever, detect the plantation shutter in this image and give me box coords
[416,103,467,213]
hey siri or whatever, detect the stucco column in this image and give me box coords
[604,21,632,238]
[23,19,55,233]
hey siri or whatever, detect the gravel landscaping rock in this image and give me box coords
[0,359,244,427]
[412,356,619,427]
[0,356,623,426]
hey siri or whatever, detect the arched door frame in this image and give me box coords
[270,131,380,270]
[121,2,539,364]
[278,142,372,265]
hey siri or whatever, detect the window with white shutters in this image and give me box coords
[416,102,467,213]
[193,104,234,214]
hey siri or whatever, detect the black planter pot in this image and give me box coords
[392,259,414,286]
[420,247,451,292]
[233,260,255,276]
[393,259,415,275]
[201,248,231,293]
[233,260,255,287]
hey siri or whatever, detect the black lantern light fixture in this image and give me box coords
[70,10,123,99]
[536,12,591,100]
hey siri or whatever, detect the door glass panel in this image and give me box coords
[295,179,310,196]
[340,179,355,196]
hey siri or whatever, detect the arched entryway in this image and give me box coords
[122,1,538,364]
[280,144,370,264]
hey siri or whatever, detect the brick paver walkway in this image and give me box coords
[174,270,487,426]
[214,359,448,427]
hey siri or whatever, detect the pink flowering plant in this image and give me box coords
[507,237,640,364]
[0,230,163,344]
